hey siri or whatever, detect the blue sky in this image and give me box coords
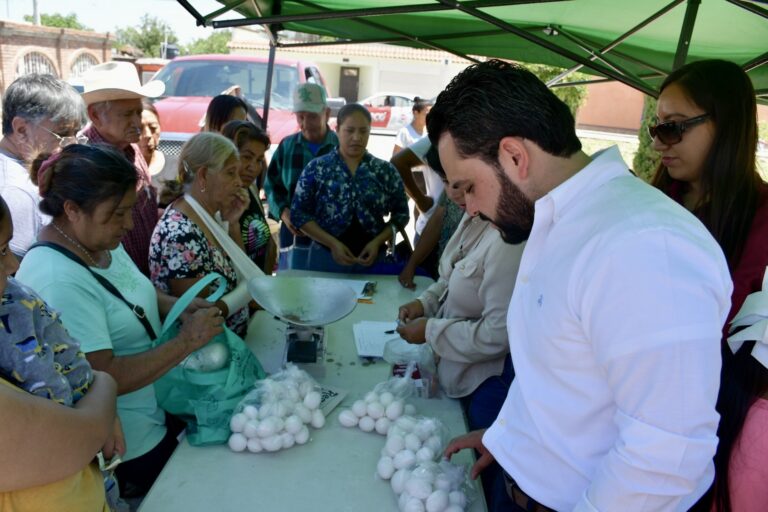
[2,0,241,44]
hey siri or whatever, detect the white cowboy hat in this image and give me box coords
[81,61,165,105]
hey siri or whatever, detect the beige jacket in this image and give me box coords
[419,214,524,398]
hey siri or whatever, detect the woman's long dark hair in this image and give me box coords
[651,59,762,268]
[711,341,768,511]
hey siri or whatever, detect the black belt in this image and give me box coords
[503,472,555,512]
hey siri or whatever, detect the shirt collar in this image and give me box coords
[297,126,337,147]
[540,145,629,224]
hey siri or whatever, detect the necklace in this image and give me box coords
[51,222,110,268]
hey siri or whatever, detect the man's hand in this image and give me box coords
[397,317,427,344]
[444,429,495,480]
[398,300,425,323]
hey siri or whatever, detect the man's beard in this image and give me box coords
[478,162,534,245]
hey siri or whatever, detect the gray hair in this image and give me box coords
[178,132,239,188]
[2,74,86,135]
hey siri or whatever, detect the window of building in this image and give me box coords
[16,51,57,77]
[70,53,99,77]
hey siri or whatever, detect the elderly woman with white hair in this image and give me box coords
[149,132,252,337]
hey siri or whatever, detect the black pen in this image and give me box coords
[384,329,396,334]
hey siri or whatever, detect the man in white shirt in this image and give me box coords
[428,60,732,511]
[0,74,86,259]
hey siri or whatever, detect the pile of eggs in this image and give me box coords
[391,461,469,512]
[337,390,417,435]
[228,367,326,453]
[377,416,443,480]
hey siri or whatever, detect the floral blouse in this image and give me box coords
[149,208,248,337]
[290,147,409,239]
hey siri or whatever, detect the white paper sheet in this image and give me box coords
[353,321,400,358]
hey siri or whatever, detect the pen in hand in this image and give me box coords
[385,329,396,334]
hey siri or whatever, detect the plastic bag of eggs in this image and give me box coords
[391,460,472,512]
[337,389,418,435]
[376,415,447,482]
[228,365,326,453]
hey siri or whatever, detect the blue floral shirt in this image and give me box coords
[291,148,409,238]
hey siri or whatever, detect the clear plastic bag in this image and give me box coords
[383,338,438,398]
[395,459,476,512]
[227,364,325,453]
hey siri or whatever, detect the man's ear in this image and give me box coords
[498,136,529,180]
[86,104,102,129]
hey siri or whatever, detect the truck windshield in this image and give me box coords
[153,59,298,110]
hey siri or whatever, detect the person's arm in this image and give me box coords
[390,148,433,213]
[358,224,397,266]
[264,143,290,221]
[86,307,223,395]
[0,370,117,492]
[427,236,523,363]
[573,231,730,511]
[399,205,445,288]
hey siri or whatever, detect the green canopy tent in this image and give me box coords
[175,0,768,124]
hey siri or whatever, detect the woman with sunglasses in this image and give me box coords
[650,60,768,512]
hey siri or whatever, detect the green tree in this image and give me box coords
[23,12,91,30]
[115,15,178,58]
[184,30,232,55]
[633,95,660,182]
[524,63,588,116]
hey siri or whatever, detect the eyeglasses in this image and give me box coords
[39,125,88,148]
[648,113,710,145]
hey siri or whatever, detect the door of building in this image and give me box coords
[339,67,359,103]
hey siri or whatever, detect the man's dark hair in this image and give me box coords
[427,59,581,163]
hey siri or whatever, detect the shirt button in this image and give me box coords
[520,275,529,284]
[499,419,506,425]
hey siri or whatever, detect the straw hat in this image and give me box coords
[82,61,165,105]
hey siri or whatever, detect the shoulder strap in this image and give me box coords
[27,242,158,340]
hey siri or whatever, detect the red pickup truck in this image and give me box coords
[152,54,336,150]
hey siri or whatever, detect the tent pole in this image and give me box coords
[554,28,643,83]
[725,0,768,19]
[672,0,701,70]
[175,0,207,26]
[262,30,277,129]
[743,52,768,72]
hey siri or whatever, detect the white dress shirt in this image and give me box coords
[483,146,732,511]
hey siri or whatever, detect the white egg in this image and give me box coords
[285,387,300,402]
[229,413,248,433]
[258,403,276,419]
[298,381,314,398]
[377,456,396,480]
[310,409,325,429]
[404,498,426,512]
[364,391,379,403]
[272,417,285,433]
[338,409,359,428]
[386,400,405,420]
[398,492,412,511]
[304,391,322,410]
[367,401,385,419]
[448,491,466,507]
[256,417,277,438]
[434,473,452,492]
[414,420,436,441]
[393,449,416,469]
[405,433,422,452]
[351,399,368,418]
[391,469,411,495]
[425,435,442,454]
[281,432,296,449]
[426,490,449,512]
[285,415,303,434]
[405,477,433,500]
[246,437,263,453]
[375,417,391,435]
[243,405,259,419]
[261,435,282,452]
[404,403,417,416]
[379,391,395,406]
[411,465,436,483]
[416,447,435,463]
[243,420,260,439]
[358,416,375,432]
[275,401,290,418]
[385,434,406,456]
[294,403,313,424]
[388,425,408,440]
[295,425,310,444]
[228,433,247,452]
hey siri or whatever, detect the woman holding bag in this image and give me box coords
[16,144,224,499]
[149,132,260,338]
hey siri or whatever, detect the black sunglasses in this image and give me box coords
[648,113,710,145]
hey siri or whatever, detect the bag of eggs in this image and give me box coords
[391,460,475,512]
[377,416,449,482]
[337,367,420,435]
[228,364,326,453]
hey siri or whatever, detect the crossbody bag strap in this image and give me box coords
[27,242,158,340]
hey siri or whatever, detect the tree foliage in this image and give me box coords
[633,95,660,182]
[523,63,588,116]
[115,15,178,58]
[184,30,232,55]
[24,12,91,30]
